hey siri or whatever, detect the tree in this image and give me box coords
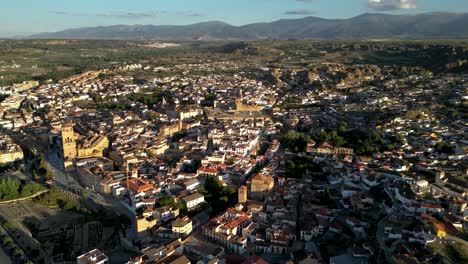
[435,142,453,154]
[203,176,236,214]
[156,195,177,208]
[2,237,13,245]
[197,186,207,195]
[20,183,44,197]
[338,121,348,134]
[44,170,54,181]
[448,109,459,118]
[13,249,24,257]
[282,130,310,152]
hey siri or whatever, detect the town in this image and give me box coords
[0,40,466,264]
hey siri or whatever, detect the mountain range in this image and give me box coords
[28,12,468,41]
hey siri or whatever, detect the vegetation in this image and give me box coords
[0,94,9,103]
[30,155,54,182]
[182,159,201,174]
[33,186,81,211]
[156,194,185,211]
[445,242,468,264]
[369,184,393,207]
[172,131,188,142]
[1,236,13,246]
[314,122,386,155]
[431,241,468,264]
[281,122,388,155]
[282,130,310,152]
[435,142,453,154]
[126,88,172,108]
[89,94,131,111]
[198,176,236,215]
[285,156,321,178]
[0,163,14,174]
[33,186,130,229]
[396,181,416,200]
[0,178,45,201]
[88,88,174,111]
[0,40,194,86]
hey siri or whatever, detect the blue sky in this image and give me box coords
[1,0,468,37]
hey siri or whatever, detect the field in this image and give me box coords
[1,39,467,86]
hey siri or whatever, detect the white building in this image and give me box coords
[77,249,108,264]
[182,193,205,211]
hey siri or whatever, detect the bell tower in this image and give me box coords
[61,123,76,159]
[235,99,243,111]
[238,185,247,203]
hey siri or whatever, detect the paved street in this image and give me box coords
[45,146,137,240]
[0,248,12,264]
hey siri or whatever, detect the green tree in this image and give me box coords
[156,195,177,208]
[435,142,453,154]
[2,237,13,245]
[282,130,310,152]
[338,121,348,134]
[13,249,24,257]
[44,170,54,181]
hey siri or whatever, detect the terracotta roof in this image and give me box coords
[128,178,153,193]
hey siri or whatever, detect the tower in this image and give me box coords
[235,98,243,111]
[179,112,183,131]
[61,124,76,160]
[435,170,445,185]
[238,185,247,203]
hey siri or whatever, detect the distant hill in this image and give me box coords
[28,12,468,40]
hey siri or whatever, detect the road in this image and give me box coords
[45,146,137,240]
[376,214,392,264]
[45,147,107,204]
[0,248,12,264]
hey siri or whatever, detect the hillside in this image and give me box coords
[28,12,468,41]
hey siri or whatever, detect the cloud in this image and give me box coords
[98,11,160,19]
[50,11,86,17]
[368,0,417,11]
[284,9,316,15]
[176,11,204,17]
[50,11,161,19]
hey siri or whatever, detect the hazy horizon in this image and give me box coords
[2,0,468,37]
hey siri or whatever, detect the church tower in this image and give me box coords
[61,124,76,160]
[238,185,247,203]
[235,98,243,111]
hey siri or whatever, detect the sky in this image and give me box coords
[1,0,468,37]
